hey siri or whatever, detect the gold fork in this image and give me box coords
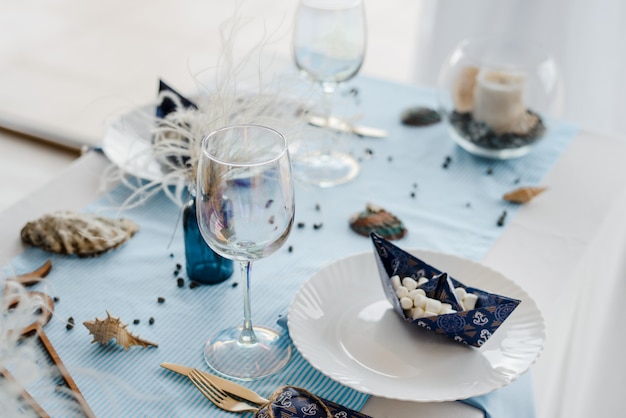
[188,369,259,413]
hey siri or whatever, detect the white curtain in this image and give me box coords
[412,0,626,139]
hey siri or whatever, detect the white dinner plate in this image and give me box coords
[101,103,164,181]
[288,249,545,402]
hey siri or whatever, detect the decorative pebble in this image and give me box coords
[401,106,441,126]
[497,210,507,227]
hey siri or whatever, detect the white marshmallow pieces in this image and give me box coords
[390,275,478,320]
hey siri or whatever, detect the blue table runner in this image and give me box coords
[2,76,577,417]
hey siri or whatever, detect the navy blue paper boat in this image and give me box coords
[371,233,521,347]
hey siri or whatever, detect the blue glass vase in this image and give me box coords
[183,188,233,284]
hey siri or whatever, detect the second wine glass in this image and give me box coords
[196,124,295,380]
[292,0,366,187]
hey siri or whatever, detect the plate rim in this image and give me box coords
[288,248,546,402]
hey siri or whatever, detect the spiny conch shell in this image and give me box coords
[20,211,139,257]
[349,203,407,240]
[83,311,158,350]
[503,186,547,204]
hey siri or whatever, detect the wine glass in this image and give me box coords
[196,124,295,380]
[292,0,366,187]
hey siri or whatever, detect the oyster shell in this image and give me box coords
[503,186,546,204]
[20,211,138,257]
[83,311,158,350]
[349,203,407,240]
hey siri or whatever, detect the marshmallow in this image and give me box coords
[424,298,442,313]
[391,275,402,290]
[424,310,438,318]
[417,277,429,286]
[454,287,467,300]
[411,293,427,308]
[402,277,418,291]
[395,286,409,299]
[410,307,424,319]
[440,303,452,312]
[400,297,413,310]
[463,293,478,310]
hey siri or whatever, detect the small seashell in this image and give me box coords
[401,106,441,126]
[83,311,158,350]
[349,203,407,240]
[21,211,139,257]
[503,186,546,204]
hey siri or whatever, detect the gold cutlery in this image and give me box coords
[187,369,259,413]
[160,362,269,405]
[307,114,388,138]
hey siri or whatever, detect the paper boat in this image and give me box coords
[371,233,521,347]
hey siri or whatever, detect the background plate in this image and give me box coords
[288,249,545,402]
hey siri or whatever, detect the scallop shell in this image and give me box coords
[503,186,547,204]
[349,203,407,240]
[83,311,158,350]
[20,211,139,257]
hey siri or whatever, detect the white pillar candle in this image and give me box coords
[472,68,527,134]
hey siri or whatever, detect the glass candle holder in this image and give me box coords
[438,37,562,159]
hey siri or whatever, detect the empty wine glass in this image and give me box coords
[292,0,366,187]
[196,124,295,380]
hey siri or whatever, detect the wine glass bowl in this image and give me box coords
[291,0,366,187]
[196,124,294,380]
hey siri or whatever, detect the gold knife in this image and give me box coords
[160,362,269,405]
[307,115,388,138]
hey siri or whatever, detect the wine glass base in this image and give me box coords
[292,150,360,187]
[203,325,292,380]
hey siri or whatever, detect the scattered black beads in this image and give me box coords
[66,317,75,331]
[466,202,472,208]
[231,282,239,288]
[297,222,305,229]
[157,297,165,304]
[313,223,323,230]
[497,210,507,227]
[148,317,155,325]
[189,282,199,289]
[387,156,393,162]
[442,156,452,169]
[268,216,275,225]
[315,203,321,211]
[175,263,182,270]
[177,277,184,288]
[133,319,140,325]
[53,296,59,303]
[169,253,174,258]
[410,191,416,198]
[288,245,293,253]
[486,167,494,175]
[265,199,274,208]
[365,148,374,157]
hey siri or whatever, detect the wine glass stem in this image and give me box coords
[238,260,257,346]
[321,84,338,157]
